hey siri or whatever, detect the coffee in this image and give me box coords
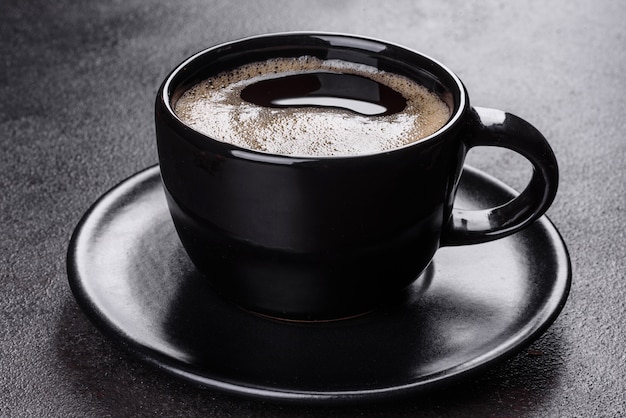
[174,56,451,157]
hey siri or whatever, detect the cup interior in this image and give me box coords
[163,32,465,149]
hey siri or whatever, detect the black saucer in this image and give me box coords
[67,165,570,404]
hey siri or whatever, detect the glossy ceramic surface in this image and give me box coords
[156,33,559,320]
[67,165,570,404]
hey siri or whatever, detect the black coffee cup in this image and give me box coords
[155,33,558,320]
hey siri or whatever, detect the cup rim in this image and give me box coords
[159,31,468,162]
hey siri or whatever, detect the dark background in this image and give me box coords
[1,0,624,416]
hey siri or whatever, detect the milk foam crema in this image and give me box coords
[174,56,451,157]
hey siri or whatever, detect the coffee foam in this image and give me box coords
[174,56,451,157]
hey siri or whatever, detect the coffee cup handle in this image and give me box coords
[442,106,559,246]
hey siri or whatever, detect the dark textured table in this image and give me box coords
[2,1,624,416]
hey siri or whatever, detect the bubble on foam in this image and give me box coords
[174,56,451,157]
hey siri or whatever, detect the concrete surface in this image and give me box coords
[1,0,624,416]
